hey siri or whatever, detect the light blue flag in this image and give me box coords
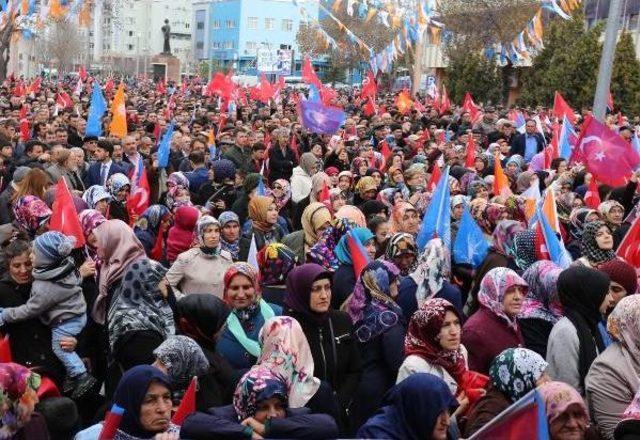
[308,84,321,103]
[85,81,107,137]
[536,207,572,269]
[558,116,577,161]
[156,122,175,168]
[256,176,267,196]
[453,208,490,268]
[417,166,451,251]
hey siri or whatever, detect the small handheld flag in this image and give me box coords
[49,179,86,247]
[172,377,198,425]
[98,404,125,440]
[453,209,489,268]
[417,166,451,251]
[346,231,371,279]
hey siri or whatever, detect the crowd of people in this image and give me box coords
[0,74,637,440]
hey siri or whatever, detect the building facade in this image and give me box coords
[192,0,318,74]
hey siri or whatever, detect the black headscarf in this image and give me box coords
[113,365,173,438]
[557,266,610,389]
[176,294,230,350]
[361,200,388,220]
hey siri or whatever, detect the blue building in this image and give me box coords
[192,0,319,75]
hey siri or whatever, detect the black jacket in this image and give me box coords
[268,145,297,182]
[510,132,545,158]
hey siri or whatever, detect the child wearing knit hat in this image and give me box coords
[0,231,97,399]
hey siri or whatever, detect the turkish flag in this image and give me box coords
[56,92,72,109]
[553,91,576,125]
[465,134,476,168]
[584,178,601,209]
[126,164,150,224]
[49,179,86,247]
[360,70,377,99]
[439,84,451,115]
[462,92,480,123]
[347,232,371,280]
[302,58,322,88]
[363,97,376,117]
[172,377,197,425]
[574,115,640,187]
[427,165,441,191]
[617,215,640,268]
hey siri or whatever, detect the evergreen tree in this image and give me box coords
[445,49,503,105]
[611,32,640,116]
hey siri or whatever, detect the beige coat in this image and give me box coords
[585,342,640,440]
[165,247,233,300]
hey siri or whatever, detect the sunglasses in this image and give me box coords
[273,185,283,190]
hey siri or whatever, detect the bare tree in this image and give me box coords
[41,19,84,75]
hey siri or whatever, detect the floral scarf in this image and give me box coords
[405,298,466,382]
[12,195,52,239]
[520,261,563,324]
[492,220,525,257]
[268,179,292,211]
[308,218,357,271]
[0,363,40,440]
[410,238,450,308]
[257,243,298,286]
[233,366,288,420]
[477,267,528,331]
[489,348,548,402]
[82,185,112,209]
[79,209,107,271]
[219,211,240,260]
[385,233,418,276]
[607,295,640,364]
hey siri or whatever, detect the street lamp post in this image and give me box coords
[593,0,623,121]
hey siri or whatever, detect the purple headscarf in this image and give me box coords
[284,264,333,323]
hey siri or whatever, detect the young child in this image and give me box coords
[0,231,97,398]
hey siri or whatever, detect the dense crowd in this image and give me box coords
[0,75,637,440]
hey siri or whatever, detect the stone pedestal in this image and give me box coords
[150,53,181,83]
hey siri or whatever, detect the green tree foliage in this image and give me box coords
[445,50,503,105]
[518,13,603,109]
[611,32,640,115]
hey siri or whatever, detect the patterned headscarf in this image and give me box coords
[489,348,548,402]
[269,179,292,211]
[477,267,528,331]
[385,233,418,276]
[153,335,210,390]
[581,220,616,265]
[218,211,240,259]
[135,205,170,236]
[195,215,221,254]
[492,220,525,257]
[450,194,469,215]
[223,262,261,316]
[166,172,190,209]
[0,363,40,440]
[106,173,131,197]
[79,209,107,270]
[257,316,321,407]
[569,208,598,241]
[335,205,367,227]
[410,238,451,308]
[82,185,112,209]
[301,203,332,247]
[513,230,537,271]
[233,366,288,420]
[209,159,236,184]
[347,260,403,342]
[12,195,52,239]
[607,295,640,364]
[405,298,466,382]
[107,258,174,350]
[520,261,563,324]
[538,381,588,425]
[308,218,357,271]
[257,243,298,286]
[598,200,625,230]
[471,201,507,235]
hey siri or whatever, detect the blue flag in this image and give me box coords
[157,122,175,168]
[85,81,107,137]
[536,207,572,269]
[453,208,489,268]
[417,166,451,251]
[558,116,576,161]
[308,84,321,103]
[256,176,267,196]
[299,99,346,135]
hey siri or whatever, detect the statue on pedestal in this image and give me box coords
[161,19,171,55]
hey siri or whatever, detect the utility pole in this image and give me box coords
[593,0,623,121]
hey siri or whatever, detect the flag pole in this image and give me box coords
[593,0,623,121]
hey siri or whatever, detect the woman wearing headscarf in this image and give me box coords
[79,209,106,272]
[238,195,285,261]
[599,200,625,234]
[614,388,640,440]
[76,365,178,440]
[166,215,233,299]
[82,185,112,215]
[331,227,376,309]
[268,178,293,223]
[175,294,235,410]
[567,208,600,260]
[538,381,590,440]
[398,299,468,395]
[291,152,317,204]
[347,260,407,430]
[107,258,174,387]
[384,232,418,278]
[512,229,538,271]
[0,363,48,440]
[390,202,420,235]
[12,195,51,239]
[462,267,527,374]
[546,266,613,395]
[466,220,524,315]
[576,220,618,268]
[470,200,508,236]
[218,211,241,261]
[334,204,367,227]
[464,347,549,437]
[165,205,199,264]
[105,173,131,223]
[162,171,191,210]
[133,205,170,259]
[93,219,146,325]
[586,295,640,440]
[284,264,362,432]
[217,263,282,374]
[257,243,298,306]
[181,366,339,440]
[357,373,459,440]
[398,238,463,319]
[354,176,378,206]
[282,202,332,264]
[519,261,564,358]
[450,194,468,245]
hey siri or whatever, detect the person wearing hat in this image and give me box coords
[85,140,129,187]
[598,259,638,309]
[0,166,30,224]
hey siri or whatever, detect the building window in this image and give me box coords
[281,19,293,31]
[197,21,204,30]
[212,20,220,29]
[225,20,236,28]
[248,16,258,29]
[196,42,204,49]
[224,41,234,49]
[265,18,275,30]
[246,41,257,51]
[127,44,134,50]
[128,31,134,37]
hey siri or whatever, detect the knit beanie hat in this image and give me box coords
[599,259,638,295]
[33,231,76,267]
